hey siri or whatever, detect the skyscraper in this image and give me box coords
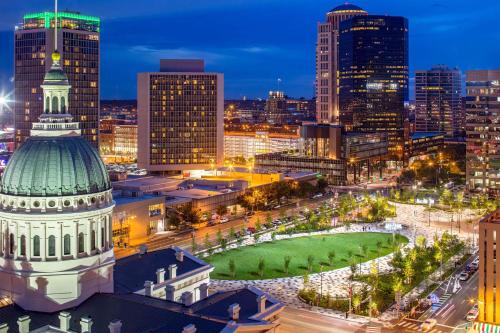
[339,15,409,159]
[415,65,462,137]
[14,11,100,148]
[315,4,367,124]
[137,60,224,174]
[466,70,500,198]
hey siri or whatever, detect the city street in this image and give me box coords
[280,307,366,333]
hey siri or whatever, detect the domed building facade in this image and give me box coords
[0,51,115,312]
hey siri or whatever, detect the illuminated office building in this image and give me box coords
[224,130,300,160]
[316,4,367,124]
[466,70,500,198]
[339,15,409,159]
[415,65,462,137]
[138,60,224,174]
[14,11,100,148]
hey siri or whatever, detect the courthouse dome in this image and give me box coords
[329,3,365,13]
[1,136,110,197]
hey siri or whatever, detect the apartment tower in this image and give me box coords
[315,4,367,124]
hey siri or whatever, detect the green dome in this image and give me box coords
[1,136,111,197]
[43,68,69,85]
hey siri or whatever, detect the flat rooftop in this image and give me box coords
[166,188,225,200]
[112,176,183,192]
[113,194,163,206]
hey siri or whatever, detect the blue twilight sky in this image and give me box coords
[0,0,499,100]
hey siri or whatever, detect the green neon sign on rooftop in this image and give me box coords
[23,11,100,29]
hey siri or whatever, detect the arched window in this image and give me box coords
[78,233,85,254]
[91,230,96,251]
[48,235,56,257]
[45,96,50,113]
[63,234,71,256]
[60,97,66,113]
[52,96,59,113]
[20,235,26,256]
[9,233,14,255]
[33,236,40,257]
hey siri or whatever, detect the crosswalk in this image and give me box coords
[365,326,381,333]
[396,320,445,333]
[436,293,452,308]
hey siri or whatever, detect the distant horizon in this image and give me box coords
[1,0,499,100]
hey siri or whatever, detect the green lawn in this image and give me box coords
[205,232,408,280]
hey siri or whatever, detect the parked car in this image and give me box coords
[247,227,256,234]
[459,272,470,281]
[220,217,229,224]
[312,193,323,199]
[420,318,437,332]
[466,305,479,321]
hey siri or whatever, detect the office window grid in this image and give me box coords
[149,74,219,166]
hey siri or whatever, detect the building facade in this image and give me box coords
[466,70,500,198]
[339,15,409,159]
[224,130,300,160]
[316,4,367,124]
[415,65,462,137]
[138,60,224,173]
[14,11,100,148]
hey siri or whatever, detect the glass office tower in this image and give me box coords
[339,15,409,159]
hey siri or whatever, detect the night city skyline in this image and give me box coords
[1,0,500,99]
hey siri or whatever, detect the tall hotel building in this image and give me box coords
[315,4,367,124]
[466,70,500,198]
[138,60,224,174]
[14,11,100,147]
[339,15,409,158]
[415,65,462,137]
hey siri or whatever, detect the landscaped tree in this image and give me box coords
[316,177,329,193]
[361,244,368,259]
[228,259,236,278]
[255,219,262,232]
[229,227,236,241]
[216,230,223,245]
[284,255,292,274]
[216,205,228,217]
[166,211,182,229]
[352,294,361,314]
[205,234,214,256]
[347,250,354,264]
[415,235,427,249]
[403,258,415,285]
[271,232,277,242]
[266,213,273,225]
[191,237,198,253]
[258,257,265,278]
[178,203,201,225]
[328,250,336,266]
[307,255,315,272]
[220,238,228,251]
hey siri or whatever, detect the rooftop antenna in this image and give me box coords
[277,78,282,92]
[54,0,58,51]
